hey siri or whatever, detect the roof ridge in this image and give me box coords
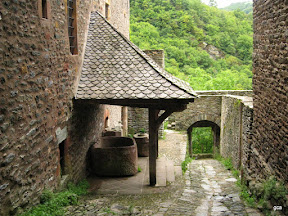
[94,11,197,98]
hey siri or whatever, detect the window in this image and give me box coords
[67,0,78,54]
[42,0,48,19]
[39,0,50,19]
[105,3,110,20]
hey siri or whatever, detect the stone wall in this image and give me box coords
[128,108,149,134]
[0,1,93,214]
[220,96,253,169]
[167,91,252,131]
[220,97,241,168]
[170,92,253,173]
[0,0,130,214]
[69,101,104,181]
[252,0,288,184]
[171,95,222,130]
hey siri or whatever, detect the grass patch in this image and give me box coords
[138,166,142,172]
[19,180,89,216]
[181,156,192,174]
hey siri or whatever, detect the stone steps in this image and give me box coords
[156,157,167,186]
[156,157,178,186]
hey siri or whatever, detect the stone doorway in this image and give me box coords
[187,120,220,158]
[59,140,66,176]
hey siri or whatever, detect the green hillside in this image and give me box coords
[222,2,253,14]
[130,0,253,90]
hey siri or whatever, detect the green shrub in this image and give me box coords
[20,180,89,216]
[181,156,192,174]
[40,190,54,204]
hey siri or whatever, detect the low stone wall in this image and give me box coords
[196,90,253,96]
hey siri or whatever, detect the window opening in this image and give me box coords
[42,0,48,19]
[104,117,109,129]
[105,3,110,20]
[59,140,65,176]
[67,0,78,54]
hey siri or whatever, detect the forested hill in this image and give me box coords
[222,2,253,14]
[130,0,253,90]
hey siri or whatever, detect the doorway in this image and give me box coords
[187,120,220,157]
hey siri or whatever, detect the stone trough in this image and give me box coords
[90,137,138,176]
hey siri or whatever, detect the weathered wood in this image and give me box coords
[149,108,159,186]
[156,109,174,128]
[188,128,193,157]
[77,98,193,110]
[156,130,159,158]
[121,106,128,136]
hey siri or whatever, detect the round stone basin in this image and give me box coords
[90,136,138,176]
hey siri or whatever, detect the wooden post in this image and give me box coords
[148,108,177,186]
[156,130,159,158]
[149,108,158,186]
[188,128,193,157]
[212,126,216,155]
[121,106,128,136]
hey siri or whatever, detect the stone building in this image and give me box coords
[252,0,288,185]
[0,0,129,214]
[0,0,197,214]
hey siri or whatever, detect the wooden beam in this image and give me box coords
[149,108,159,186]
[75,98,194,109]
[156,109,174,128]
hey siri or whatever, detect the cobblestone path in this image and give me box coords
[167,159,262,216]
[65,131,262,216]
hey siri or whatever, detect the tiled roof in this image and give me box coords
[76,11,197,100]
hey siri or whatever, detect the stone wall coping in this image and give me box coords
[195,90,253,96]
[223,95,253,109]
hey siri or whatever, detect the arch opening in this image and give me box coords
[187,120,220,158]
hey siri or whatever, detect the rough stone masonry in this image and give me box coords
[0,0,130,215]
[252,0,288,185]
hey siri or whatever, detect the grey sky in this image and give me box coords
[201,0,252,8]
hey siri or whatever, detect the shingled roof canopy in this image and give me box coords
[76,11,197,186]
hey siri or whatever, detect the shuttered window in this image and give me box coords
[42,0,48,19]
[67,0,78,54]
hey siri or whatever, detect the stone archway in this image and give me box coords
[187,120,220,157]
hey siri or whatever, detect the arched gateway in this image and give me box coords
[187,120,220,157]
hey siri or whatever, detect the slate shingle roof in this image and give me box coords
[76,11,197,100]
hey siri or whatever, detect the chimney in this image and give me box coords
[143,50,165,69]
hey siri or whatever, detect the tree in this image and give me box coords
[130,0,253,90]
[209,0,217,7]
